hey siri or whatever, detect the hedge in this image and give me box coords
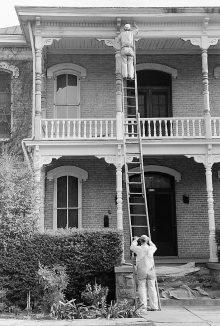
[216,230,220,261]
[0,228,123,307]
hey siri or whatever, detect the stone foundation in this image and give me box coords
[114,265,136,303]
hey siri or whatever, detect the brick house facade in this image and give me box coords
[1,6,220,262]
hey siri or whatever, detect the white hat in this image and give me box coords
[140,235,150,242]
[124,24,131,30]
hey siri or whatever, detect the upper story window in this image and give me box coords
[55,73,79,119]
[0,72,11,138]
[47,63,87,120]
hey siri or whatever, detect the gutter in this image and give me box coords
[21,22,35,173]
[28,21,35,137]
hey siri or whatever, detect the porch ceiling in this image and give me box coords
[47,37,220,54]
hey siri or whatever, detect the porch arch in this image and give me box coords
[126,165,181,182]
[136,63,177,78]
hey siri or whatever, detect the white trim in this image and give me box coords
[0,62,19,78]
[47,165,88,181]
[47,165,88,230]
[47,63,87,78]
[136,63,178,78]
[126,165,181,182]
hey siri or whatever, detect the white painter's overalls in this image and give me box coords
[130,240,158,310]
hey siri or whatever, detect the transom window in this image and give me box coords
[55,73,79,119]
[56,175,78,228]
[0,72,11,138]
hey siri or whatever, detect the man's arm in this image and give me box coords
[130,237,142,254]
[148,239,157,255]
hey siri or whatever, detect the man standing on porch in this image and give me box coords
[130,235,159,311]
[117,23,138,79]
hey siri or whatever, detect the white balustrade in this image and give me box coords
[211,118,220,138]
[125,117,205,139]
[41,119,116,139]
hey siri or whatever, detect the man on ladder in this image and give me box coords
[116,23,138,79]
[130,235,159,311]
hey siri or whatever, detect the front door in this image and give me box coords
[130,172,177,256]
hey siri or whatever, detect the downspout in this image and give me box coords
[28,21,36,137]
[21,22,36,173]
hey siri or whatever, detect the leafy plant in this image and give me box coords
[37,263,69,314]
[81,282,108,307]
[53,299,92,320]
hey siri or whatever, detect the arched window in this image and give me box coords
[55,73,79,119]
[47,63,87,119]
[0,71,11,138]
[47,166,88,230]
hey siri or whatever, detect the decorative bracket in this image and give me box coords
[97,38,121,50]
[185,154,220,168]
[182,36,219,50]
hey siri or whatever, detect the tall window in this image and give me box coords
[0,72,11,138]
[56,175,78,228]
[55,73,79,119]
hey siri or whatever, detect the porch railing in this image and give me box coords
[40,117,220,140]
[41,118,117,139]
[125,117,206,139]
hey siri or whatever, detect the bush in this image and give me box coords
[0,229,123,307]
[81,282,108,307]
[37,263,69,313]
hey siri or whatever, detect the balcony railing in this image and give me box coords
[41,118,117,139]
[125,117,206,139]
[39,117,220,140]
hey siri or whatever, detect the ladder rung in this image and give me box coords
[126,161,141,164]
[130,214,146,217]
[129,203,145,205]
[127,171,141,174]
[129,181,142,184]
[124,87,135,90]
[129,192,144,195]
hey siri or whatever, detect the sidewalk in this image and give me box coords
[0,306,219,326]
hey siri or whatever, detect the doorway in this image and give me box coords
[130,172,177,256]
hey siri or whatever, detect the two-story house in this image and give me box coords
[1,6,220,263]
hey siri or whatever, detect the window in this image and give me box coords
[57,175,78,228]
[0,72,11,138]
[55,73,79,119]
[47,166,88,230]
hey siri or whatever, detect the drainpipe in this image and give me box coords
[28,21,36,138]
[21,22,36,173]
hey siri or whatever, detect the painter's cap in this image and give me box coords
[124,24,131,30]
[140,235,149,242]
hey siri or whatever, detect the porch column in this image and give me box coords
[115,48,123,140]
[33,146,45,232]
[187,152,219,262]
[182,36,219,139]
[34,34,43,139]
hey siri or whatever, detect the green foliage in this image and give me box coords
[0,229,123,307]
[38,263,69,313]
[53,298,139,320]
[216,230,220,260]
[81,282,108,307]
[0,152,38,237]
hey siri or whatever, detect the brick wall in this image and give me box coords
[44,155,220,260]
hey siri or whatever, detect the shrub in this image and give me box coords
[37,263,69,313]
[0,152,37,237]
[0,229,123,307]
[81,282,108,307]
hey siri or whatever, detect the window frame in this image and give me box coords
[54,70,81,119]
[0,71,12,140]
[46,166,88,230]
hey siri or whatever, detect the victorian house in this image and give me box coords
[0,6,220,263]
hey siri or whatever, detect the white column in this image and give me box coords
[205,161,218,262]
[187,153,219,262]
[34,35,43,139]
[33,146,45,232]
[115,49,124,140]
[116,161,123,230]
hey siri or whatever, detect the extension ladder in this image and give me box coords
[122,51,161,311]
